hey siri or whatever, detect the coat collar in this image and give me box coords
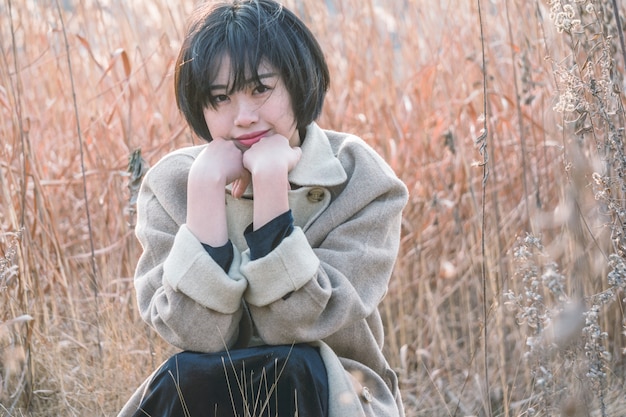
[288,122,347,187]
[227,123,347,197]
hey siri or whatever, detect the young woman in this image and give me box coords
[118,1,408,416]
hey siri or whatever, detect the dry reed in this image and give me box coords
[1,0,625,416]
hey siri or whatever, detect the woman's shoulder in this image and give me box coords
[321,127,385,160]
[151,144,206,168]
[142,145,206,194]
[144,144,206,183]
[318,126,401,183]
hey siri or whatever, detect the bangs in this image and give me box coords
[191,13,267,108]
[175,0,329,141]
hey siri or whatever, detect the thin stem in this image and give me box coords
[476,0,492,416]
[610,0,626,74]
[54,0,102,359]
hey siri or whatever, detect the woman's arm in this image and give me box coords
[187,139,246,245]
[242,134,301,230]
[133,148,249,353]
[241,139,408,345]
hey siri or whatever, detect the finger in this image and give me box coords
[232,178,241,198]
[232,169,251,199]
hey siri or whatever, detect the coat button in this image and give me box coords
[361,386,373,403]
[307,187,325,203]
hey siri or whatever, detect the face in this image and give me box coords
[203,56,300,150]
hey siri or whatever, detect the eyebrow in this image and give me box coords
[209,72,278,91]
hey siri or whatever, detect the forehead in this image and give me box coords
[212,55,277,87]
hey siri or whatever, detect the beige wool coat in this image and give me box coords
[118,123,408,417]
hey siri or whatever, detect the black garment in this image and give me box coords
[132,344,328,417]
[202,210,294,271]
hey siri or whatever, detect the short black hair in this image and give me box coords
[174,0,330,141]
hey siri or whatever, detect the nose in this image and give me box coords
[234,97,259,127]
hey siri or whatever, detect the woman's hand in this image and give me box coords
[186,138,246,246]
[196,138,246,185]
[242,134,302,230]
[242,134,302,178]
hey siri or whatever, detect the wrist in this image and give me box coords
[188,165,228,190]
[186,175,228,247]
[251,173,290,230]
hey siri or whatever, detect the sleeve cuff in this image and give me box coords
[164,224,247,314]
[241,227,319,306]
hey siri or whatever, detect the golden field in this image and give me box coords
[1,0,626,415]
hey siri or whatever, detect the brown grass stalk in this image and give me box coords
[2,0,626,415]
[53,0,102,361]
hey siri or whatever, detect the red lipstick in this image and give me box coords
[236,130,269,147]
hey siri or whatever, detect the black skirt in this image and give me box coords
[132,343,329,417]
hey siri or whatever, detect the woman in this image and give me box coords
[118,1,408,416]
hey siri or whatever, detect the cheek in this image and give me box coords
[202,109,212,125]
[269,85,295,116]
[274,109,297,134]
[203,109,222,132]
[274,93,297,126]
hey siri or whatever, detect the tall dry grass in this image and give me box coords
[1,0,625,416]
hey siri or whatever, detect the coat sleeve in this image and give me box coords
[133,150,249,353]
[242,137,408,347]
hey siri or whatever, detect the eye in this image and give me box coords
[213,94,229,103]
[253,84,272,94]
[208,94,230,106]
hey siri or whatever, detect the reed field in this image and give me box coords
[1,0,626,415]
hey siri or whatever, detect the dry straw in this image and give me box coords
[1,0,626,416]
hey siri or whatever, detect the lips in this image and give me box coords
[236,130,269,147]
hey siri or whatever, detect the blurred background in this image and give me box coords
[1,0,626,415]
